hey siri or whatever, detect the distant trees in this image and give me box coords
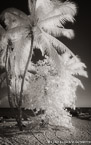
[0,0,87,131]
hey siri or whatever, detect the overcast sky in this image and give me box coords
[0,0,91,107]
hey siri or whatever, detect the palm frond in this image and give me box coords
[36,0,77,38]
[33,29,82,72]
[46,1,77,19]
[39,14,75,38]
[8,35,31,76]
[0,24,6,36]
[61,52,88,78]
[36,0,54,19]
[40,14,75,28]
[36,0,77,21]
[0,8,28,19]
[0,25,8,68]
[33,31,61,70]
[28,0,37,25]
[6,26,32,42]
[0,9,30,30]
[72,76,84,89]
[41,31,76,57]
[28,0,36,14]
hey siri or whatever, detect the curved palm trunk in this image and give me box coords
[17,32,34,131]
[5,41,14,108]
[5,41,18,131]
[5,31,34,131]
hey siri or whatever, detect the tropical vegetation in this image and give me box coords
[0,0,87,131]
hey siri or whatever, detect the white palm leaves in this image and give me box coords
[0,8,30,30]
[0,0,78,69]
[0,25,7,68]
[36,0,76,38]
[61,52,87,77]
[32,0,77,62]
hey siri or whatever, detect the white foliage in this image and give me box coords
[36,0,77,21]
[61,52,88,78]
[24,54,87,128]
[36,0,77,38]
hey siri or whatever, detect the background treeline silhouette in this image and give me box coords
[0,108,91,120]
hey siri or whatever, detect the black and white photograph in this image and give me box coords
[0,0,91,144]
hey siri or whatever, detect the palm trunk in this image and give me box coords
[5,43,17,128]
[17,31,34,131]
[16,107,23,131]
[5,30,34,131]
[5,43,14,108]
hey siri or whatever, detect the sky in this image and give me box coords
[68,0,91,107]
[0,0,91,107]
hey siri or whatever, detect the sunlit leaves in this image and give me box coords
[24,54,87,128]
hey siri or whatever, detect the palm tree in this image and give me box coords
[0,0,87,130]
[0,0,77,93]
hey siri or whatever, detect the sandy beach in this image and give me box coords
[0,116,91,145]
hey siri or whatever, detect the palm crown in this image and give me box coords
[0,0,77,69]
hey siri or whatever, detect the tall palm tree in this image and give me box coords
[0,0,78,95]
[0,0,87,130]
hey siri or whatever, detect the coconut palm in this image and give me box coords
[0,0,87,130]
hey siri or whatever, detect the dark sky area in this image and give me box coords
[0,0,91,107]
